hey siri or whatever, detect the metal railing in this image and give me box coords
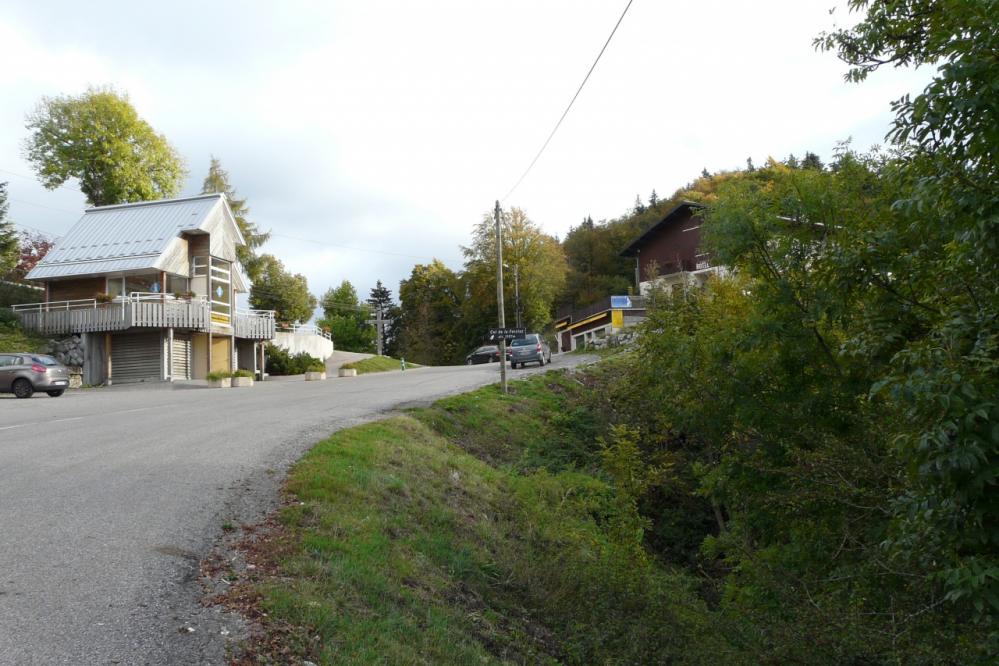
[276,323,333,341]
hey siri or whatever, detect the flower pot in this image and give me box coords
[208,377,231,389]
[338,368,358,378]
[305,371,326,381]
[231,376,254,387]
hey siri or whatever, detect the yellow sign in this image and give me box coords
[611,309,623,328]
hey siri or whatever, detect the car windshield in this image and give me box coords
[511,336,538,347]
[475,346,497,353]
[31,355,60,366]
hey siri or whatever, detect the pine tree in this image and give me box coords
[201,157,270,280]
[746,157,756,172]
[367,280,397,354]
[802,151,824,170]
[0,182,18,277]
[649,189,659,208]
[633,195,646,215]
[701,168,711,179]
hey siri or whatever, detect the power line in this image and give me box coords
[0,166,78,191]
[268,232,437,262]
[501,0,635,203]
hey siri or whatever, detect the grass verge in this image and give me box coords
[217,372,733,664]
[340,356,420,374]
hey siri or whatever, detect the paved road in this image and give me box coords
[0,355,590,665]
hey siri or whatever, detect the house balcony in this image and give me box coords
[556,295,647,324]
[12,294,276,339]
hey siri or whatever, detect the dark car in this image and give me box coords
[510,333,551,369]
[0,353,70,398]
[465,345,511,365]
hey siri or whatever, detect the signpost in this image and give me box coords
[488,327,526,341]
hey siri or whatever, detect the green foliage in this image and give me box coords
[815,0,999,635]
[396,259,464,365]
[249,254,316,324]
[200,157,270,280]
[461,207,567,342]
[317,280,376,353]
[231,369,254,378]
[0,307,47,352]
[0,183,17,277]
[264,344,322,376]
[206,371,229,382]
[249,397,727,664]
[366,280,399,354]
[23,87,185,206]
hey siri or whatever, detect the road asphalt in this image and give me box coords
[0,354,591,665]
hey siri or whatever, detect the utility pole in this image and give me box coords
[514,264,521,330]
[495,200,508,394]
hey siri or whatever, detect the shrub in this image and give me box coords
[206,371,229,382]
[0,307,17,331]
[231,369,254,378]
[264,344,323,375]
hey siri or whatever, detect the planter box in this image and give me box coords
[208,377,231,389]
[231,376,254,388]
[305,371,326,381]
[338,368,358,378]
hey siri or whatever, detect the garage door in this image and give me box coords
[111,332,162,383]
[171,333,191,380]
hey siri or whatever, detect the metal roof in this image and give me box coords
[28,194,243,280]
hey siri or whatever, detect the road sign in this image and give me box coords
[488,327,526,341]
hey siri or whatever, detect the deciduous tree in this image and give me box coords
[0,183,17,277]
[23,87,185,206]
[317,280,376,353]
[249,254,316,324]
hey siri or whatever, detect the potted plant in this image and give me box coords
[231,369,254,387]
[304,360,327,381]
[94,292,113,304]
[206,371,231,388]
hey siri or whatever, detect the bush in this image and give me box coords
[0,307,17,331]
[231,369,254,378]
[264,344,323,375]
[206,371,229,382]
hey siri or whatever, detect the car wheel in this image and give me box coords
[47,390,65,397]
[12,378,34,399]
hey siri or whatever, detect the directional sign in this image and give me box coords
[488,327,526,341]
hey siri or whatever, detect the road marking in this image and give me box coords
[0,405,176,432]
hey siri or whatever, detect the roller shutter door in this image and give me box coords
[171,334,191,380]
[111,332,162,383]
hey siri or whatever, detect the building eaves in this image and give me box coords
[619,200,704,257]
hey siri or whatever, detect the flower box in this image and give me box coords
[231,376,254,387]
[305,371,326,381]
[208,377,231,389]
[338,368,358,378]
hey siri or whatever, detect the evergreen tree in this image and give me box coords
[649,189,659,208]
[701,168,711,179]
[633,195,646,215]
[367,280,398,354]
[801,151,824,170]
[746,157,756,172]
[201,157,270,280]
[785,153,800,168]
[0,183,18,277]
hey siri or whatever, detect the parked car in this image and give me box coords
[465,345,511,365]
[510,333,551,369]
[0,353,70,398]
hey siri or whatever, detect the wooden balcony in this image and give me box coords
[13,295,275,339]
[234,309,276,339]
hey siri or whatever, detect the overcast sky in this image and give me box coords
[1,1,931,302]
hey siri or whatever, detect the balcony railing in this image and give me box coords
[276,323,333,341]
[12,295,276,339]
[235,309,277,339]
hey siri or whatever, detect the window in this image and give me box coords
[125,274,159,295]
[209,258,232,324]
[166,275,189,294]
[0,355,16,367]
[107,277,124,298]
[192,256,209,277]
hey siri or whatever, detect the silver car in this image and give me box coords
[0,353,71,398]
[510,333,551,369]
